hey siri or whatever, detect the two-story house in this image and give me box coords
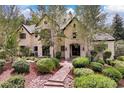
[17,14,115,59]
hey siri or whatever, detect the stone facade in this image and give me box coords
[17,14,115,59]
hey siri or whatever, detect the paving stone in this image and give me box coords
[48,62,72,83]
[44,81,64,87]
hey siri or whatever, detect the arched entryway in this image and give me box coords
[70,43,80,58]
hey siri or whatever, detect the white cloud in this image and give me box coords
[66,8,75,14]
[21,8,32,19]
[104,5,124,13]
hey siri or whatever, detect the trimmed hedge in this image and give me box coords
[51,58,60,68]
[36,58,59,73]
[97,59,105,64]
[74,74,117,88]
[0,75,25,88]
[72,57,89,68]
[0,59,5,73]
[117,56,124,61]
[103,67,122,82]
[74,68,94,77]
[12,59,29,73]
[90,62,103,72]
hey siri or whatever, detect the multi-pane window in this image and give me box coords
[20,33,26,39]
[42,46,50,56]
[72,32,77,39]
[34,46,38,51]
[61,46,65,51]
[44,21,47,24]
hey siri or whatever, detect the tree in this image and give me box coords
[76,5,106,49]
[112,14,124,40]
[0,5,24,61]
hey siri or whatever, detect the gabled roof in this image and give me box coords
[93,33,115,41]
[60,16,78,30]
[22,24,36,34]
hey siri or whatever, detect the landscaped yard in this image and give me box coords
[0,57,73,88]
[1,54,124,88]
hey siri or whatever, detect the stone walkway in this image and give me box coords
[44,61,73,88]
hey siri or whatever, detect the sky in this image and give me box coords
[18,5,124,24]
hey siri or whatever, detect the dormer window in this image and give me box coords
[44,21,47,24]
[73,24,76,28]
[20,33,26,39]
[73,32,77,39]
[35,34,38,38]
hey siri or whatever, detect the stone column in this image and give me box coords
[65,44,70,60]
[50,46,54,58]
[38,45,42,57]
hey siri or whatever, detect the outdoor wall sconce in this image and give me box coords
[82,47,84,51]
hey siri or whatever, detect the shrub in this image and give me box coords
[72,57,89,68]
[90,62,103,72]
[36,58,56,73]
[103,50,112,62]
[90,50,97,62]
[97,59,105,64]
[113,60,124,67]
[0,75,25,88]
[117,56,124,61]
[103,67,122,82]
[0,49,6,59]
[55,51,61,59]
[12,59,29,73]
[51,58,60,68]
[74,74,117,88]
[0,59,5,73]
[74,68,94,77]
[115,67,124,77]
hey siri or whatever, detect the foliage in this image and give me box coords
[112,14,124,40]
[51,58,60,68]
[90,62,103,72]
[94,43,107,52]
[90,50,97,62]
[0,49,6,59]
[74,74,117,88]
[103,67,122,82]
[103,50,112,62]
[12,59,29,73]
[55,51,61,59]
[20,47,31,57]
[115,67,124,77]
[72,57,89,68]
[74,68,94,77]
[0,75,25,88]
[36,58,57,73]
[0,59,5,73]
[117,56,124,61]
[97,59,105,64]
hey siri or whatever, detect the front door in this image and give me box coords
[70,44,80,58]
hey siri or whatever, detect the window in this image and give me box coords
[72,32,77,39]
[34,46,38,51]
[20,33,26,39]
[73,24,76,28]
[61,46,65,51]
[44,21,47,24]
[42,46,50,56]
[35,34,38,38]
[20,46,26,49]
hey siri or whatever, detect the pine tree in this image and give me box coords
[112,14,124,40]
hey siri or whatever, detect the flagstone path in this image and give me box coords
[28,61,73,88]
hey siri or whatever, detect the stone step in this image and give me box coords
[44,81,64,87]
[44,86,64,88]
[48,66,72,82]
